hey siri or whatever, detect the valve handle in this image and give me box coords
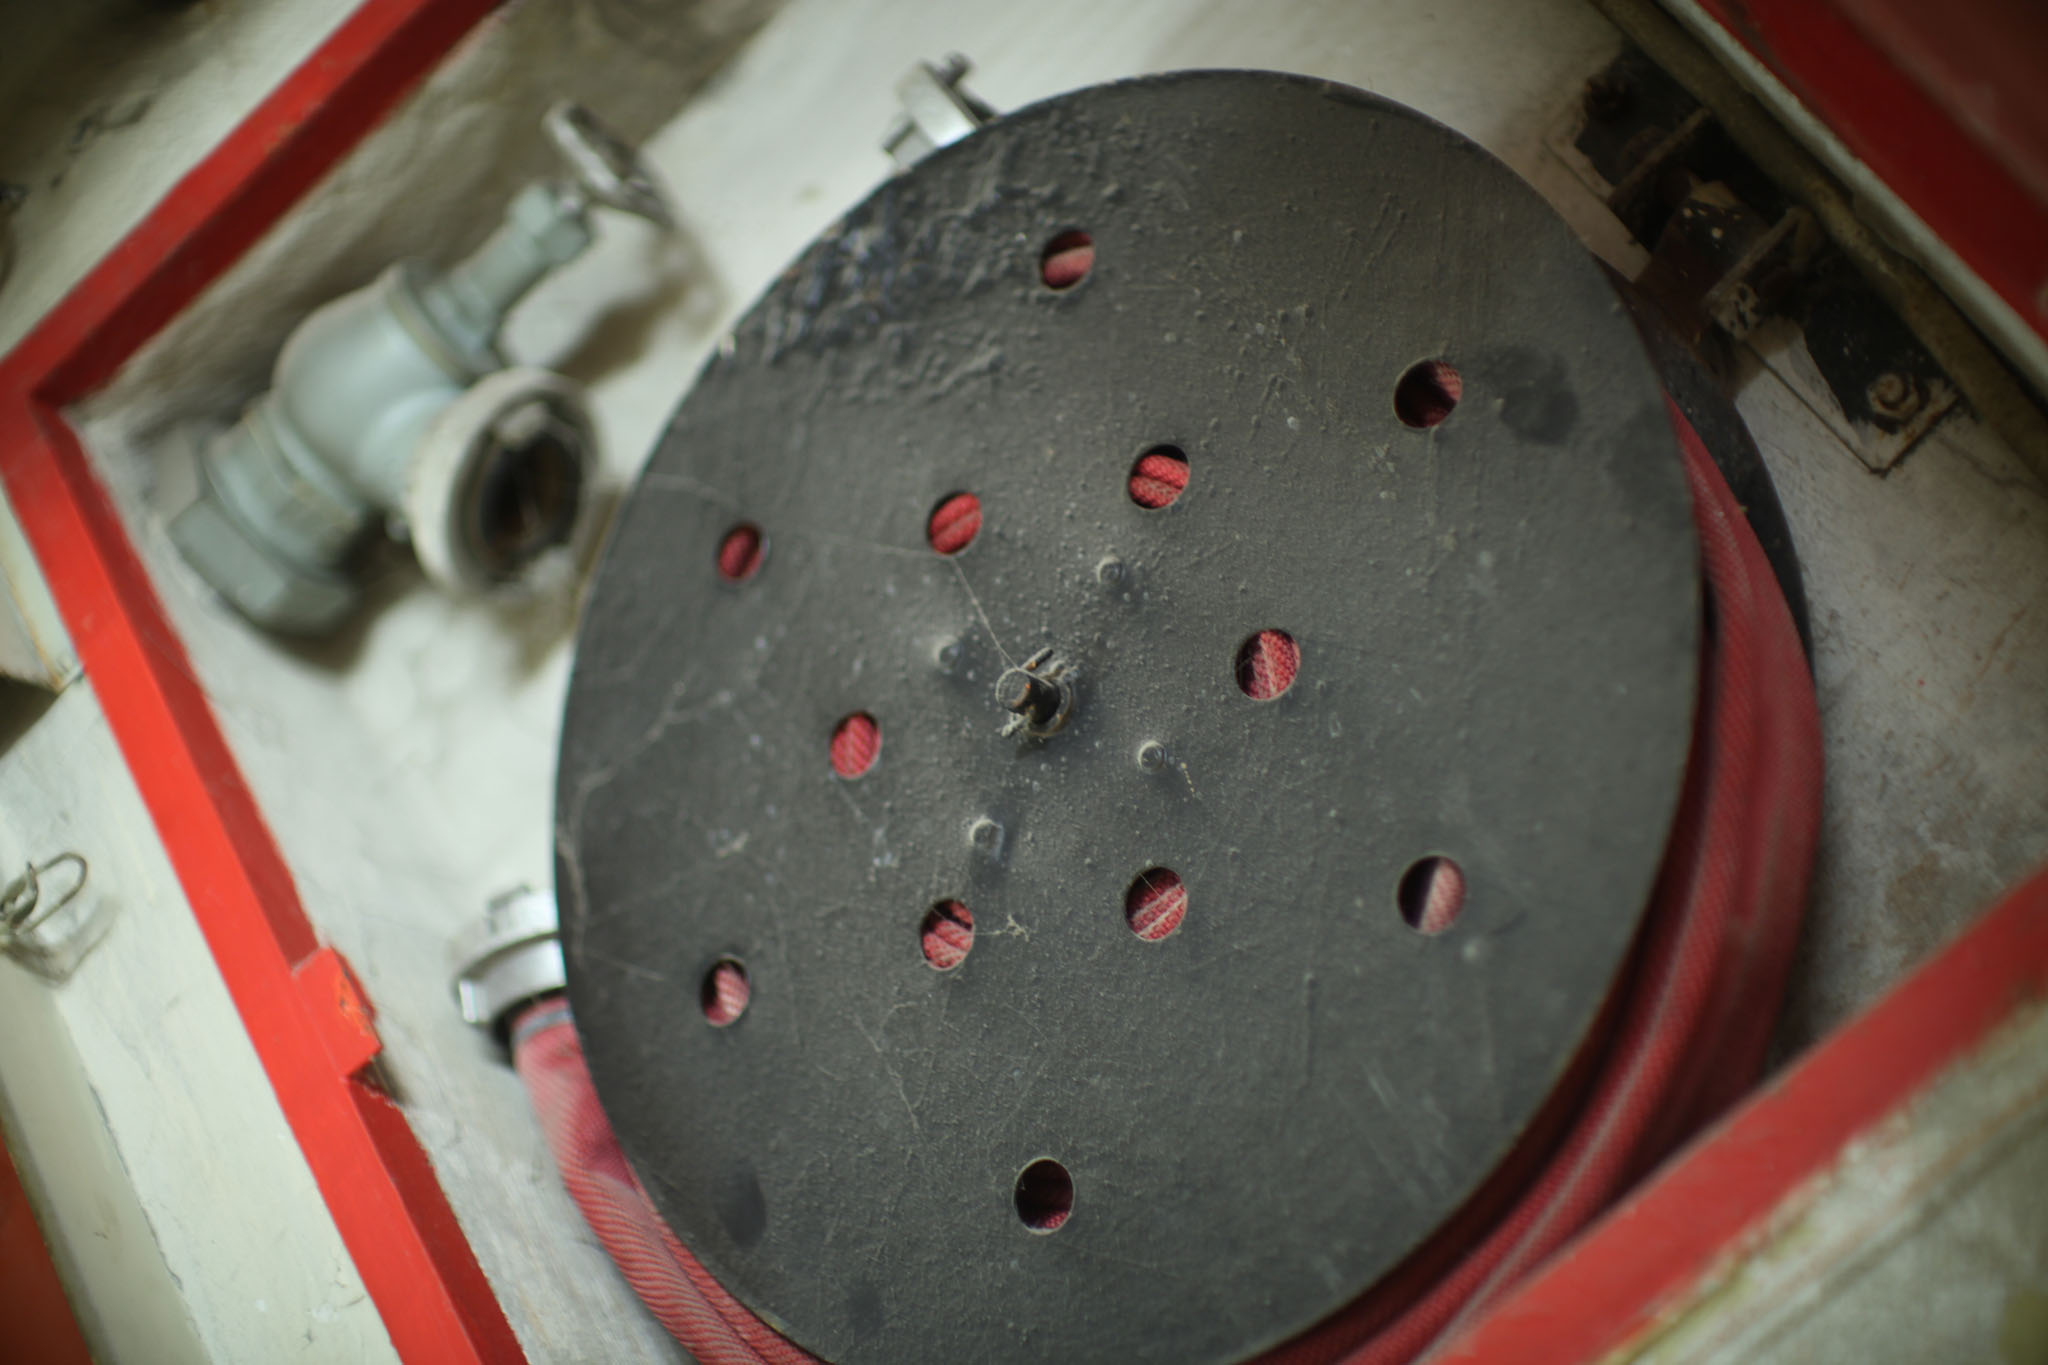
[543,101,674,229]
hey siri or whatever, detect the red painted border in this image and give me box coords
[1691,0,2048,354]
[0,2,518,1361]
[1439,864,2048,1361]
[0,1126,91,1365]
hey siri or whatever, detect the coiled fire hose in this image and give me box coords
[510,396,1822,1363]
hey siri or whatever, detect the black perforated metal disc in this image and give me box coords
[557,70,1699,1365]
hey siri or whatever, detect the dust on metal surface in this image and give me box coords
[558,71,1700,1365]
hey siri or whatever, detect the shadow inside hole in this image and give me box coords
[1397,856,1467,934]
[1014,1158,1073,1232]
[1394,359,1462,428]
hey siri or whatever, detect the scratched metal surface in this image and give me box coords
[557,71,1699,1365]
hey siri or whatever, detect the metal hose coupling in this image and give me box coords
[170,103,672,632]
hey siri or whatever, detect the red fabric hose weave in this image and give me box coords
[514,399,1822,1364]
[513,998,817,1364]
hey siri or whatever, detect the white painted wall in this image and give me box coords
[0,0,352,355]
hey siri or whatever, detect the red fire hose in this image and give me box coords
[512,399,1823,1364]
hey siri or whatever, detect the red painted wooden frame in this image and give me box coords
[1692,0,2048,358]
[0,1129,91,1365]
[0,1,519,1360]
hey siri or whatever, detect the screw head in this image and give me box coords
[1096,556,1125,586]
[968,816,1004,858]
[993,652,1074,736]
[1866,371,1925,424]
[1137,741,1167,771]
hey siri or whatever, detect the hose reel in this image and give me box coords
[549,70,1817,1365]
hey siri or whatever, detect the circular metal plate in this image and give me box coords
[558,71,1699,1365]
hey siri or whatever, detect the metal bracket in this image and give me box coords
[452,886,565,1041]
[881,55,995,169]
[1549,45,1962,472]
